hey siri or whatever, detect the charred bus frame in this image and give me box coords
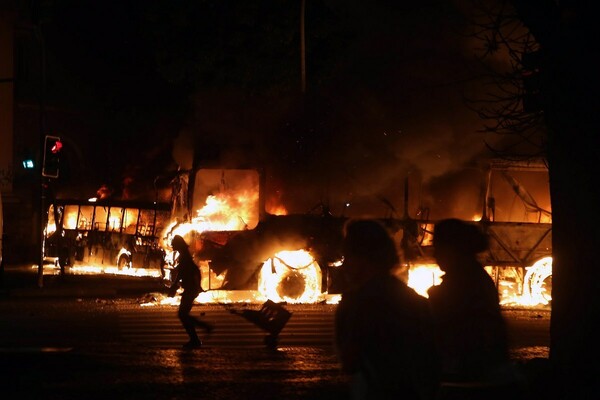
[43,198,171,276]
[157,158,552,303]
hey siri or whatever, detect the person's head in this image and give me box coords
[171,235,189,253]
[341,219,400,282]
[433,218,488,272]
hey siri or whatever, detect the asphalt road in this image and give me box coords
[0,265,552,399]
[0,296,551,400]
[0,297,550,351]
[0,299,347,399]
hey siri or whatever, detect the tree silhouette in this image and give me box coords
[469,1,599,397]
[464,0,547,161]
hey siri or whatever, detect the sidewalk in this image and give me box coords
[0,264,168,299]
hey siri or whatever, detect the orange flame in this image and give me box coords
[267,205,288,216]
[500,257,552,306]
[406,264,444,297]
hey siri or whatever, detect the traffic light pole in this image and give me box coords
[37,24,46,288]
[38,178,46,288]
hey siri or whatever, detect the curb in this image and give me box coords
[1,266,168,299]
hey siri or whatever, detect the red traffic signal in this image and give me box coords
[51,140,63,153]
[42,135,62,178]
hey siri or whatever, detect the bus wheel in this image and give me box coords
[118,255,131,270]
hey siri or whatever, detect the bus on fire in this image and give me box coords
[43,198,171,278]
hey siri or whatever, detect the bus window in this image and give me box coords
[138,209,156,236]
[78,205,94,230]
[108,207,124,232]
[123,208,139,234]
[63,205,80,230]
[94,206,108,231]
[155,210,170,237]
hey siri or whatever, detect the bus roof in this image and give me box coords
[51,198,172,211]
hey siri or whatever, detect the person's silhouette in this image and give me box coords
[335,219,440,400]
[427,219,510,382]
[169,235,214,349]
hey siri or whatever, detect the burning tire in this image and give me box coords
[521,257,552,306]
[258,250,323,303]
[276,270,306,300]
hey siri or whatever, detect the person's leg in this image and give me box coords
[178,290,201,345]
[192,316,214,333]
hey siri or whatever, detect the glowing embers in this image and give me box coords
[258,250,322,304]
[68,264,163,278]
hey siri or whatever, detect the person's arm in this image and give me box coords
[167,264,181,297]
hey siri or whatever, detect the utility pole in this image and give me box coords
[35,23,46,288]
[300,0,306,94]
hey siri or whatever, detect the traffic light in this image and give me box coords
[42,135,62,178]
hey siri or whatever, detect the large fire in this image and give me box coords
[156,182,330,304]
[164,190,258,242]
[46,200,553,307]
[44,172,552,308]
[145,257,552,307]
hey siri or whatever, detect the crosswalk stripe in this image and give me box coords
[118,306,336,349]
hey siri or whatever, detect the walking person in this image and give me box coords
[334,219,440,400]
[169,235,214,349]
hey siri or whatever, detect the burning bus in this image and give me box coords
[158,158,552,306]
[43,198,171,278]
[159,167,349,304]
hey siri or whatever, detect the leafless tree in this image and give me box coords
[466,1,600,396]
[464,0,547,162]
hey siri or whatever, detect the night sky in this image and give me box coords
[39,0,524,218]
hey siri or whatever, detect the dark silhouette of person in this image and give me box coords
[169,235,214,349]
[334,219,440,400]
[427,218,511,384]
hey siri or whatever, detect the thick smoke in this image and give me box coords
[168,1,516,220]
